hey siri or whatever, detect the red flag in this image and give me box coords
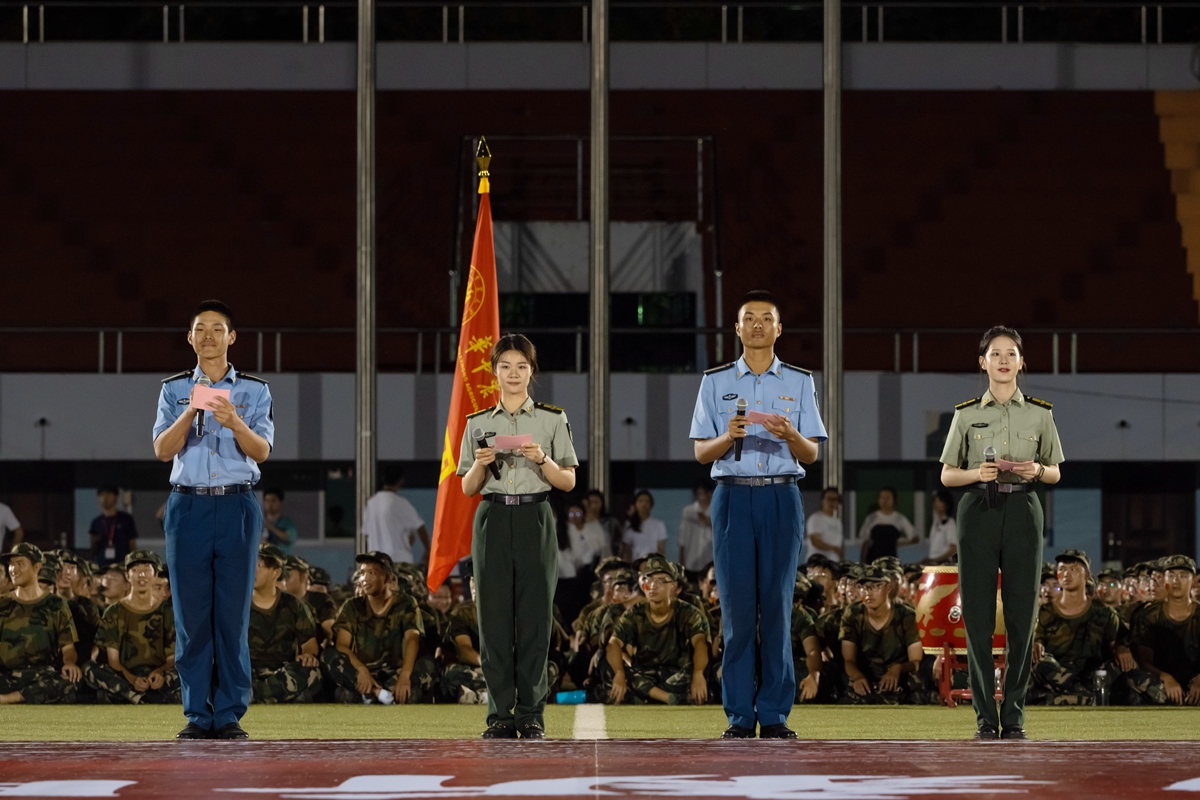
[427,144,500,591]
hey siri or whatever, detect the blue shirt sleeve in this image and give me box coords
[798,375,829,442]
[246,384,275,452]
[689,374,720,440]
[153,383,181,442]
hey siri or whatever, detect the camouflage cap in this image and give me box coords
[596,556,630,577]
[610,567,637,588]
[847,563,866,582]
[794,570,813,598]
[104,562,127,576]
[258,543,286,569]
[284,555,310,575]
[871,556,902,576]
[1160,554,1198,574]
[1041,562,1058,580]
[640,555,678,582]
[1055,549,1091,573]
[308,566,332,586]
[0,542,44,565]
[1134,561,1155,577]
[1122,565,1139,580]
[1148,559,1166,575]
[355,550,396,573]
[37,565,56,584]
[858,564,890,584]
[125,549,163,571]
[1096,568,1123,584]
[55,549,81,566]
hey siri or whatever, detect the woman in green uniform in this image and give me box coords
[458,333,578,740]
[939,326,1064,741]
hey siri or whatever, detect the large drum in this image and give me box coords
[915,566,1006,655]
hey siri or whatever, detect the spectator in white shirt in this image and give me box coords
[858,487,919,563]
[620,490,667,562]
[555,501,592,623]
[678,479,715,579]
[804,487,844,561]
[583,490,618,560]
[921,490,958,565]
[362,467,429,565]
[0,500,24,547]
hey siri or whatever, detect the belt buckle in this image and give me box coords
[998,484,1013,494]
[505,495,520,506]
[211,486,227,496]
[750,477,766,487]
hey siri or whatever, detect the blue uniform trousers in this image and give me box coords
[164,491,261,730]
[711,482,804,729]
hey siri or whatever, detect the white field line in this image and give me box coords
[572,703,608,740]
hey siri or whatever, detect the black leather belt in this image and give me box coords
[974,482,1033,494]
[483,492,549,506]
[716,476,799,487]
[172,483,252,496]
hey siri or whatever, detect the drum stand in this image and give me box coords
[938,644,1005,708]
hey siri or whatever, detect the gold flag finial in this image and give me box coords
[476,136,491,194]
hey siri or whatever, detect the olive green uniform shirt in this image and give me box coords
[333,594,424,670]
[839,602,920,681]
[96,600,174,674]
[1035,600,1122,675]
[0,593,77,670]
[611,599,710,671]
[456,398,580,494]
[939,388,1065,480]
[248,591,317,669]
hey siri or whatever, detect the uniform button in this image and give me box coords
[758,462,762,467]
[211,451,216,455]
[509,479,513,484]
[756,400,761,404]
[757,380,761,385]
[509,464,514,469]
[211,473,216,478]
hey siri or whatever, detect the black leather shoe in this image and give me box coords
[973,722,999,741]
[176,722,212,740]
[759,724,798,739]
[213,723,249,740]
[721,724,756,739]
[481,723,518,739]
[1001,725,1027,740]
[518,723,546,740]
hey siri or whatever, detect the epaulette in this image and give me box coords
[781,362,813,376]
[1027,396,1053,410]
[161,371,191,384]
[238,373,269,385]
[534,402,564,414]
[466,406,493,419]
[704,362,735,375]
[955,397,981,411]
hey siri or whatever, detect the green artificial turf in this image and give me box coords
[0,704,1197,741]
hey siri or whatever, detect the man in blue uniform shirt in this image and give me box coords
[152,300,273,740]
[690,290,827,739]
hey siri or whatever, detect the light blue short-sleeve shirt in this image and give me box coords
[153,364,275,487]
[689,355,827,479]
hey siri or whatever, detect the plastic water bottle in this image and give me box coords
[1092,670,1108,706]
[556,690,587,705]
[377,688,396,706]
[994,667,1003,696]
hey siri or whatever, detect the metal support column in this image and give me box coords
[822,0,844,492]
[355,0,377,556]
[589,0,610,496]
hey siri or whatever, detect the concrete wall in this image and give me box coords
[5,371,1199,463]
[2,42,1198,91]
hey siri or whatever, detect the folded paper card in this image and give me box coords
[190,385,231,411]
[745,410,777,425]
[997,459,1034,472]
[494,434,533,451]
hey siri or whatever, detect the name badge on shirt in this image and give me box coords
[104,547,116,560]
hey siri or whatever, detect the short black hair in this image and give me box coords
[381,466,405,487]
[692,477,716,494]
[263,488,285,501]
[96,484,119,497]
[739,290,782,318]
[191,300,234,331]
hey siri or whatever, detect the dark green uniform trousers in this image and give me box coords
[472,499,557,730]
[957,489,1043,729]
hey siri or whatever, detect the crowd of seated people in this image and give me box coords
[1,536,1196,708]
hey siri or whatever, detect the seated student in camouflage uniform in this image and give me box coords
[603,556,710,706]
[871,557,906,606]
[1125,555,1200,705]
[0,543,81,705]
[442,577,488,703]
[392,563,443,701]
[321,550,429,704]
[304,567,338,648]
[584,568,645,697]
[83,549,179,704]
[97,563,130,613]
[840,564,928,705]
[791,572,824,703]
[282,556,310,599]
[1039,563,1059,608]
[1029,550,1135,706]
[1096,568,1124,613]
[55,552,102,665]
[247,545,321,704]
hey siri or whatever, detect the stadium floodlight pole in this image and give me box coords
[822,0,844,494]
[354,0,377,556]
[589,0,611,497]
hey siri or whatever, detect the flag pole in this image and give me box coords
[589,0,610,497]
[354,0,377,555]
[822,0,843,495]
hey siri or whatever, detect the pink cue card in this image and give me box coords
[997,459,1034,472]
[494,434,533,451]
[190,385,231,411]
[745,410,776,424]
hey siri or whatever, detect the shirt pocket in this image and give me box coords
[771,399,798,426]
[1012,430,1040,462]
[967,427,995,465]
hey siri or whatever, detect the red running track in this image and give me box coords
[0,740,1198,799]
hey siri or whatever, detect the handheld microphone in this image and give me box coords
[983,445,998,509]
[733,398,748,462]
[195,375,212,438]
[473,427,502,481]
